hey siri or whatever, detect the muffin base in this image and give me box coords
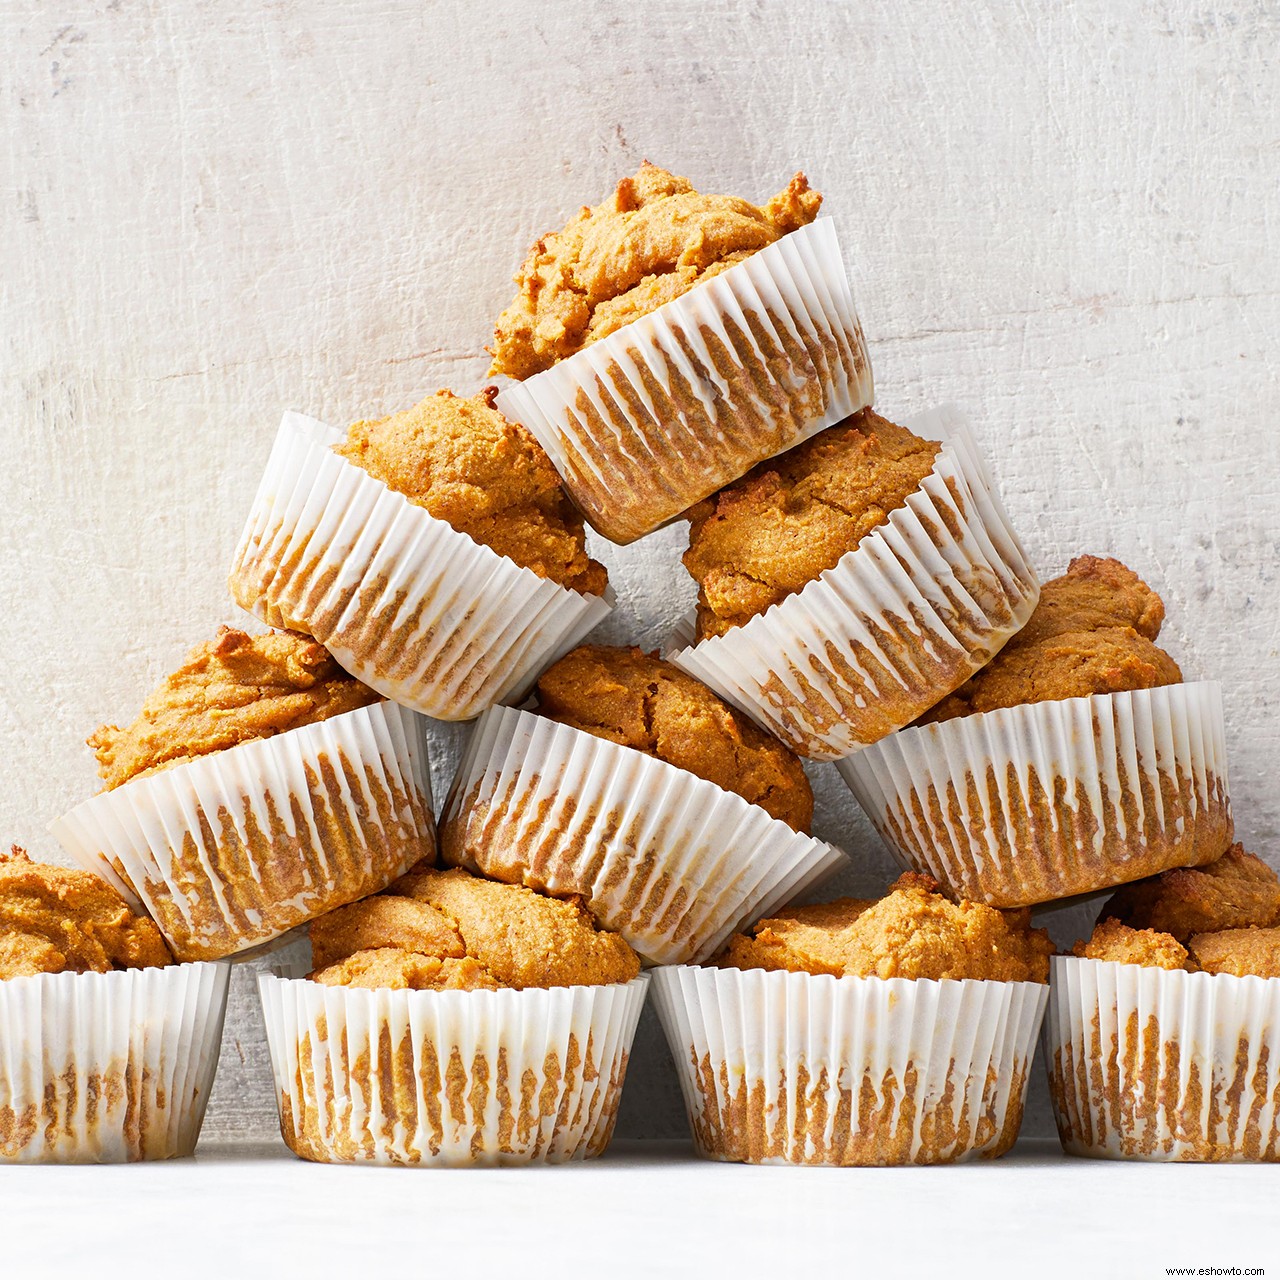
[259,972,648,1166]
[1045,957,1280,1161]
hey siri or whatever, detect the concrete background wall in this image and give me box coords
[4,0,1277,1145]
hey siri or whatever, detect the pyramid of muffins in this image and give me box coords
[3,162,1277,1167]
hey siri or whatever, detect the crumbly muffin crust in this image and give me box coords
[0,846,171,979]
[681,410,941,640]
[919,555,1182,724]
[88,628,380,791]
[534,644,813,831]
[1187,927,1280,979]
[1098,844,1280,941]
[309,864,640,991]
[490,162,822,380]
[335,387,606,595]
[718,872,1052,982]
[1071,918,1191,970]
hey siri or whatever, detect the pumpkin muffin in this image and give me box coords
[490,161,823,380]
[335,387,606,595]
[534,644,813,831]
[683,410,941,640]
[652,872,1050,1167]
[53,628,434,962]
[841,555,1230,908]
[309,863,640,991]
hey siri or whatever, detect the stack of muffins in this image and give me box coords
[0,160,1272,1168]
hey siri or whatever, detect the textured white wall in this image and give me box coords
[4,0,1278,1145]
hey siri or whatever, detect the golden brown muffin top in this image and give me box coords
[683,410,941,640]
[89,628,380,791]
[1187,927,1280,979]
[1099,845,1280,942]
[335,388,607,595]
[718,872,1053,983]
[534,644,814,832]
[0,846,171,980]
[1072,919,1190,971]
[309,864,640,991]
[489,162,823,380]
[919,556,1183,724]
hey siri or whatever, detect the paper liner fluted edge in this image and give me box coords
[496,219,873,544]
[1043,956,1280,1162]
[440,705,847,964]
[0,962,230,1163]
[651,965,1048,1166]
[257,971,649,1166]
[227,411,612,719]
[50,700,436,962]
[839,681,1232,907]
[669,406,1040,760]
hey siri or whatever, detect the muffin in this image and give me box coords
[1046,847,1280,1161]
[841,555,1232,906]
[492,162,873,544]
[258,865,647,1166]
[228,393,611,721]
[671,404,1040,759]
[0,848,229,1162]
[652,873,1051,1166]
[441,645,845,964]
[51,628,435,960]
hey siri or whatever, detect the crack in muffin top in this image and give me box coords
[89,628,380,790]
[489,161,823,380]
[335,387,607,595]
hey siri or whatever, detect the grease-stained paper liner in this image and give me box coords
[496,219,873,545]
[651,965,1047,1166]
[440,706,847,965]
[258,971,648,1166]
[0,962,229,1163]
[669,407,1040,760]
[840,682,1232,908]
[227,412,613,720]
[50,701,435,962]
[1044,957,1280,1161]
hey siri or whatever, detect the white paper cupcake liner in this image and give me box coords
[258,970,648,1166]
[840,682,1232,908]
[440,705,847,965]
[669,406,1040,760]
[227,412,613,720]
[652,965,1048,1166]
[1044,956,1280,1161]
[496,219,873,545]
[0,962,229,1163]
[50,701,435,962]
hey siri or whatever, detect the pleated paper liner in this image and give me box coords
[50,700,435,962]
[1045,956,1280,1161]
[668,406,1040,760]
[651,965,1048,1166]
[439,705,847,965]
[227,412,613,720]
[258,970,649,1166]
[0,962,230,1163]
[839,681,1232,908]
[496,218,873,545]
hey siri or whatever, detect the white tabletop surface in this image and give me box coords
[4,1138,1276,1279]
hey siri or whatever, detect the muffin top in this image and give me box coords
[718,872,1053,983]
[309,864,641,991]
[0,846,171,979]
[490,162,823,380]
[683,410,941,640]
[1073,847,1280,979]
[1098,844,1280,941]
[335,387,607,595]
[919,555,1182,724]
[89,628,380,791]
[534,644,813,831]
